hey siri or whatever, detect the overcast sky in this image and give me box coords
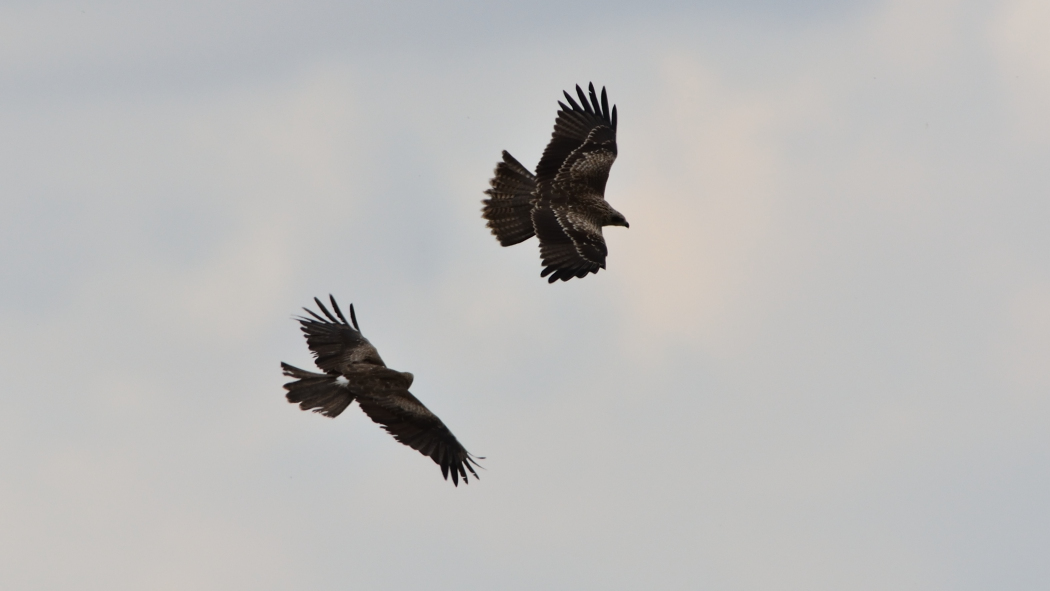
[2,1,1049,589]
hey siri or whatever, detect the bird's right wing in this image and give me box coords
[296,295,386,373]
[355,382,482,486]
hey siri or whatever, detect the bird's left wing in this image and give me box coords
[296,295,385,373]
[534,83,618,196]
[355,381,482,486]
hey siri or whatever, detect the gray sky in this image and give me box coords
[2,1,1049,589]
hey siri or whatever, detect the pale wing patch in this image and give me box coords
[553,125,617,187]
[568,149,616,184]
[561,208,603,238]
[348,343,384,365]
[389,393,437,419]
[555,207,607,266]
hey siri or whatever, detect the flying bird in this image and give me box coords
[281,296,481,485]
[482,82,628,283]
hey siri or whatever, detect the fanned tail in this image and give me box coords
[482,151,537,246]
[281,362,354,418]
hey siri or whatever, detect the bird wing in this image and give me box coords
[354,377,481,486]
[532,203,607,283]
[296,295,385,373]
[534,83,618,197]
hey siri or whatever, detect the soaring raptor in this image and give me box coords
[482,82,628,283]
[281,296,481,485]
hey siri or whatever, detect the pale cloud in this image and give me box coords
[996,281,1050,396]
[613,55,790,354]
[1,2,1048,590]
[990,0,1050,138]
[869,0,965,73]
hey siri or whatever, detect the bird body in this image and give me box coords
[483,83,628,282]
[281,296,480,486]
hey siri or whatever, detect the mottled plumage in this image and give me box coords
[482,82,628,283]
[281,296,481,486]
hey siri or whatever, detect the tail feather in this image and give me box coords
[482,151,537,246]
[281,362,354,418]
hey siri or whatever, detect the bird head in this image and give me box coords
[607,211,630,228]
[399,371,415,388]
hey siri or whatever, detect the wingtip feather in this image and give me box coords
[576,85,592,114]
[562,91,581,112]
[349,304,360,331]
[330,295,353,328]
[313,297,338,323]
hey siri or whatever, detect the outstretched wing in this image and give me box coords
[534,83,617,196]
[355,382,482,486]
[532,204,607,283]
[296,295,385,373]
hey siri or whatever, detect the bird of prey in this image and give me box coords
[482,82,628,283]
[281,296,481,486]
